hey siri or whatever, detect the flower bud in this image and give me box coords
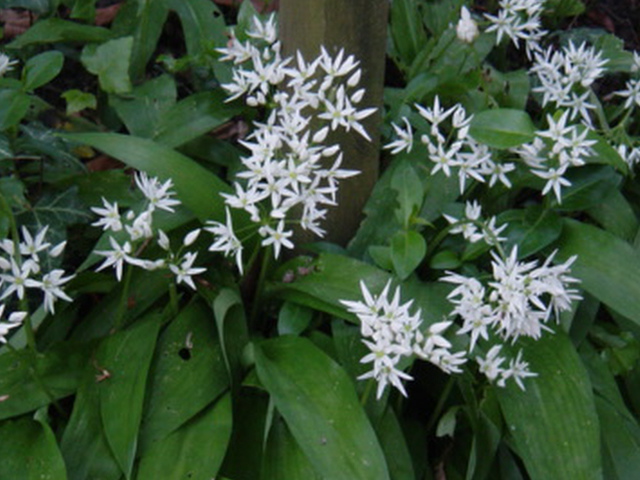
[456,7,479,44]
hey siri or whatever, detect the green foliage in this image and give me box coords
[2,1,640,479]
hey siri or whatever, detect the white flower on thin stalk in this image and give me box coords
[385,118,414,154]
[24,269,74,314]
[0,304,27,344]
[95,238,134,282]
[91,198,123,232]
[169,252,206,290]
[206,208,244,274]
[135,172,181,213]
[0,53,18,77]
[456,6,479,44]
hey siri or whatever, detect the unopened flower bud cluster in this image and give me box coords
[208,15,375,268]
[0,226,72,328]
[92,173,204,290]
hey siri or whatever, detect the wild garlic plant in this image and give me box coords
[91,172,204,290]
[0,226,72,339]
[207,15,374,269]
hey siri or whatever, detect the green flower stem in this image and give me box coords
[249,246,273,330]
[114,265,134,330]
[360,378,375,406]
[169,281,179,317]
[426,375,456,434]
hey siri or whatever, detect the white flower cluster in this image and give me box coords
[615,52,640,111]
[0,53,18,77]
[442,247,581,387]
[530,41,608,125]
[616,144,640,169]
[385,97,515,193]
[485,0,547,59]
[443,200,507,246]
[208,15,374,267]
[341,281,466,399]
[512,110,596,202]
[0,226,73,315]
[0,304,27,344]
[92,173,205,290]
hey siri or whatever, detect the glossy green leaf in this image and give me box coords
[97,316,162,479]
[376,409,415,480]
[0,342,90,421]
[499,206,562,258]
[138,393,232,479]
[60,132,234,223]
[168,0,227,58]
[6,18,112,48]
[0,416,67,480]
[469,109,535,149]
[262,417,321,480]
[23,50,64,91]
[368,245,393,271]
[211,288,250,388]
[587,189,638,241]
[429,249,462,269]
[555,166,621,211]
[81,37,134,94]
[154,90,242,148]
[278,301,313,336]
[596,396,640,480]
[0,89,30,130]
[546,0,585,16]
[267,253,393,320]
[496,331,601,480]
[391,230,427,280]
[62,89,97,115]
[255,336,390,480]
[61,357,122,480]
[391,162,423,227]
[129,0,170,81]
[556,219,640,324]
[139,301,229,454]
[109,75,177,139]
[390,0,427,68]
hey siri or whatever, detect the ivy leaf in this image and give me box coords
[81,37,134,94]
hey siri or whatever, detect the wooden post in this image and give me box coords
[279,0,388,247]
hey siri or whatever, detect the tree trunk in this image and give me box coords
[279,0,388,247]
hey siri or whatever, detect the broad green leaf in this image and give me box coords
[110,75,177,139]
[211,287,250,388]
[0,342,90,421]
[376,409,416,480]
[138,301,229,454]
[368,245,394,270]
[421,0,465,37]
[484,67,531,110]
[587,189,637,241]
[60,132,234,223]
[596,396,640,480]
[70,0,96,22]
[61,352,122,480]
[23,51,64,91]
[7,18,112,48]
[545,0,585,16]
[267,253,393,319]
[130,0,170,81]
[1,0,49,15]
[255,336,390,480]
[262,417,321,480]
[390,230,427,280]
[62,89,97,115]
[557,219,640,324]
[498,206,562,258]
[278,301,313,336]
[429,249,462,269]
[390,0,427,69]
[469,109,535,149]
[391,162,423,227]
[98,316,162,479]
[0,416,67,480]
[587,129,628,172]
[0,89,30,130]
[556,166,621,211]
[168,0,228,61]
[496,331,601,480]
[138,393,233,479]
[154,90,242,148]
[81,37,134,94]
